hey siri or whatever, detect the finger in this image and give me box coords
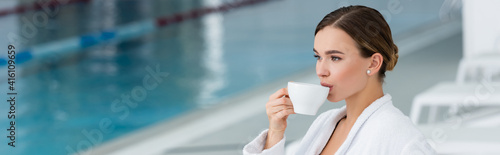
[267,103,292,113]
[269,97,294,107]
[268,104,294,114]
[274,108,295,119]
[272,107,294,116]
[267,97,286,107]
[282,97,293,106]
[269,88,289,100]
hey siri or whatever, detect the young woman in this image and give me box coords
[243,5,435,154]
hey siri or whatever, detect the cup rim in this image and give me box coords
[288,81,329,89]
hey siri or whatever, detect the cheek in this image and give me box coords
[344,65,365,82]
[315,62,319,73]
[334,62,363,85]
[327,61,367,101]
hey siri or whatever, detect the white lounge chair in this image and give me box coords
[410,81,500,124]
[411,0,500,154]
[410,0,500,125]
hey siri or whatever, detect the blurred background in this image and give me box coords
[0,0,498,155]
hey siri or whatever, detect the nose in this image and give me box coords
[316,60,329,78]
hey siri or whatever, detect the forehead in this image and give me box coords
[313,27,358,55]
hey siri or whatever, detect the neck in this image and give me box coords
[344,79,384,125]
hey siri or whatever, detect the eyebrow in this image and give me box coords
[313,48,345,55]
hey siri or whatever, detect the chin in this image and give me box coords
[326,94,343,102]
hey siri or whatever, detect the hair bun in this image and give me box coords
[385,43,399,71]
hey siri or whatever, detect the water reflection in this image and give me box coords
[198,0,226,107]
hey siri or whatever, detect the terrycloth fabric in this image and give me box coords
[243,94,436,155]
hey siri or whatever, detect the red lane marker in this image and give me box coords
[155,0,270,28]
[14,5,27,14]
[0,10,8,16]
[0,0,91,18]
[188,9,202,19]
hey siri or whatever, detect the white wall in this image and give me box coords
[463,0,500,57]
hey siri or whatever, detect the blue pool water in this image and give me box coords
[0,0,454,154]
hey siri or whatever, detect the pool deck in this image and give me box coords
[83,16,466,155]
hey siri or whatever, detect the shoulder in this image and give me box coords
[368,102,422,138]
[361,101,434,153]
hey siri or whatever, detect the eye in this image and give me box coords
[331,56,341,61]
[313,54,322,60]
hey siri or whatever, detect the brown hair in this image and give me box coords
[315,5,398,81]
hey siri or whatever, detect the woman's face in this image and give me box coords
[314,27,371,102]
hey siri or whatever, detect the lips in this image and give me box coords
[320,82,333,92]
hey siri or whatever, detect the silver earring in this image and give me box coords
[367,70,371,74]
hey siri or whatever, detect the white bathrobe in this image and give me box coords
[243,94,435,155]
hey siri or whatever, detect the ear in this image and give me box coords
[367,53,383,76]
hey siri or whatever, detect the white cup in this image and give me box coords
[287,82,329,115]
